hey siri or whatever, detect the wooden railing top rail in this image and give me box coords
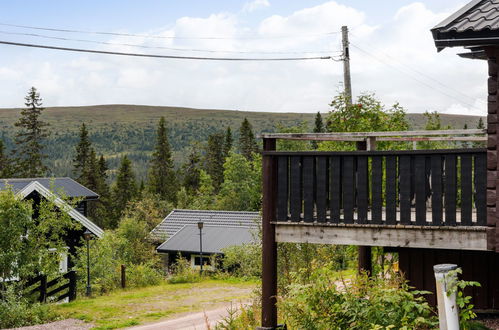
[259,129,487,142]
[262,148,486,156]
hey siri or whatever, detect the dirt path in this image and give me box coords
[128,302,244,330]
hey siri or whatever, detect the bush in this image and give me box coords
[0,288,60,328]
[222,243,261,278]
[279,264,438,330]
[168,255,201,284]
[127,262,164,288]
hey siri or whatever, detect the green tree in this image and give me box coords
[13,87,50,177]
[223,127,233,159]
[204,132,225,192]
[0,140,11,178]
[190,170,216,210]
[420,111,451,149]
[73,123,92,184]
[148,117,177,204]
[473,117,486,148]
[238,118,258,160]
[311,112,325,149]
[182,146,201,195]
[111,155,137,227]
[276,122,311,151]
[217,152,262,211]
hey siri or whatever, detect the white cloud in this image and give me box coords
[243,0,270,13]
[0,1,488,117]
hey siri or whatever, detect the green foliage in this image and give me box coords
[419,111,453,150]
[111,155,138,227]
[239,118,259,160]
[276,121,312,151]
[13,87,50,177]
[181,145,202,195]
[222,242,261,278]
[279,266,437,330]
[217,152,262,211]
[223,127,233,159]
[0,287,60,328]
[73,123,92,183]
[444,268,481,328]
[148,117,178,204]
[473,117,486,148]
[312,112,325,149]
[126,262,163,288]
[204,132,226,192]
[0,140,11,178]
[168,255,202,284]
[189,170,216,210]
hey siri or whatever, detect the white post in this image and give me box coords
[434,264,460,330]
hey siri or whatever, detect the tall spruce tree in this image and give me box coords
[112,155,137,227]
[0,140,11,178]
[73,123,92,184]
[223,127,233,159]
[238,118,258,160]
[204,132,225,191]
[148,117,177,203]
[92,155,112,228]
[182,147,201,195]
[14,87,49,177]
[312,112,325,149]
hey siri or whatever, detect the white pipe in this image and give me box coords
[434,264,460,330]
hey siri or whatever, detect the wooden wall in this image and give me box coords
[398,248,499,310]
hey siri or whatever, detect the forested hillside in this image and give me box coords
[0,104,484,181]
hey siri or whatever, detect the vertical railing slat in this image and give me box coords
[474,152,487,225]
[357,155,368,224]
[415,155,427,225]
[371,156,383,224]
[461,154,473,225]
[289,156,302,222]
[385,156,397,225]
[316,156,327,223]
[303,156,315,222]
[276,156,289,221]
[445,154,457,225]
[330,156,341,223]
[431,155,443,225]
[399,155,412,225]
[343,156,355,224]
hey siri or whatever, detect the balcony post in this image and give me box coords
[357,138,373,274]
[260,138,278,329]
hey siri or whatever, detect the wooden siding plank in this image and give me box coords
[399,155,412,225]
[415,156,427,225]
[277,156,289,221]
[303,156,314,222]
[371,156,383,224]
[316,157,327,223]
[330,156,341,223]
[357,156,368,224]
[386,156,397,225]
[431,155,443,226]
[474,153,487,225]
[289,156,302,222]
[343,156,355,224]
[461,154,473,225]
[445,154,457,225]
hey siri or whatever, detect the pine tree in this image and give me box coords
[473,117,486,148]
[182,147,201,195]
[312,112,324,149]
[14,87,49,177]
[0,140,11,178]
[204,132,225,191]
[223,127,233,159]
[148,117,177,204]
[238,118,258,160]
[91,155,112,228]
[112,155,137,227]
[73,123,93,185]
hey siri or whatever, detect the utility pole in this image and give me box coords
[342,25,352,105]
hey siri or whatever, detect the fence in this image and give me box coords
[26,270,77,303]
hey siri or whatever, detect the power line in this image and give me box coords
[0,29,342,55]
[350,43,482,112]
[0,39,334,61]
[0,22,341,40]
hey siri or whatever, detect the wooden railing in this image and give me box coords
[265,149,487,226]
[25,270,77,303]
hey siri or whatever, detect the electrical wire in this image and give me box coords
[350,43,483,112]
[0,29,343,55]
[0,39,335,61]
[0,22,341,40]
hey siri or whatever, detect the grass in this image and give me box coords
[54,278,258,330]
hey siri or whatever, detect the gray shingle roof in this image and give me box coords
[156,225,256,254]
[149,209,261,242]
[0,178,99,199]
[432,0,499,50]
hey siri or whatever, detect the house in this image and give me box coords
[150,209,260,269]
[0,177,104,268]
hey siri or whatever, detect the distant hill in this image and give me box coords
[0,104,485,181]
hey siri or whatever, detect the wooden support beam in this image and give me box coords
[357,140,372,274]
[275,223,489,251]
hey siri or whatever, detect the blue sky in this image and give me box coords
[0,1,487,115]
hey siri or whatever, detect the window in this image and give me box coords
[193,255,211,266]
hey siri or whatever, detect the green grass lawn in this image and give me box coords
[54,278,258,330]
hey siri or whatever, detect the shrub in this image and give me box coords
[222,243,261,278]
[279,264,438,330]
[0,288,60,328]
[168,255,201,284]
[127,262,164,288]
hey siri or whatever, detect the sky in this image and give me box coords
[0,0,488,115]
